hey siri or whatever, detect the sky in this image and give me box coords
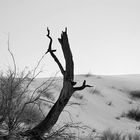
[0,0,140,77]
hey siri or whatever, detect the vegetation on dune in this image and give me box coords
[0,68,55,139]
[101,129,122,140]
[101,129,140,140]
[122,108,140,122]
[129,90,140,100]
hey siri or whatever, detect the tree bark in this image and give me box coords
[22,28,92,139]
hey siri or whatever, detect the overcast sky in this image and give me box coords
[0,0,140,77]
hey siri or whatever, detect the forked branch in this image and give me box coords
[46,28,65,75]
[73,80,93,91]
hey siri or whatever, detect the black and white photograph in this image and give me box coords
[0,0,140,139]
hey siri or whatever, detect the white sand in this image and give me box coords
[34,74,140,135]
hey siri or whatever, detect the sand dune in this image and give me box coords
[34,74,140,135]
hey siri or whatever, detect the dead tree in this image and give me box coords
[22,28,92,139]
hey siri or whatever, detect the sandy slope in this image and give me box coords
[34,75,140,135]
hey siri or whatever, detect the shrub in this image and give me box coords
[100,129,140,140]
[129,90,140,100]
[0,69,53,139]
[122,108,140,121]
[101,129,122,140]
[19,105,43,125]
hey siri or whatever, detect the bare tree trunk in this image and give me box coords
[22,28,92,139]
